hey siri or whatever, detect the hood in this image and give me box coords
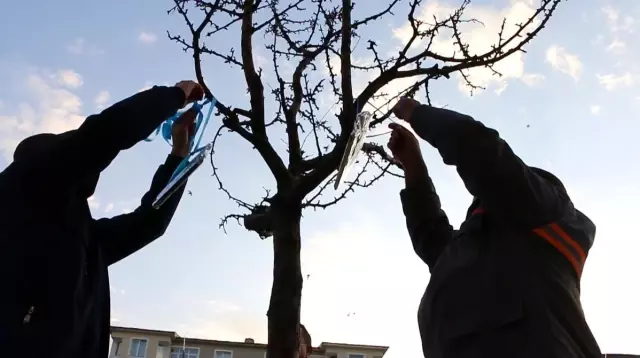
[465,167,567,216]
[13,131,99,198]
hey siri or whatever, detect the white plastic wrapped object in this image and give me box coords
[334,111,373,189]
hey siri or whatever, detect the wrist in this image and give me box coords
[403,157,428,187]
[171,147,189,158]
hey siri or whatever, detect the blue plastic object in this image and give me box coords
[145,96,217,180]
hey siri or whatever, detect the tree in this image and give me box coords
[167,0,562,356]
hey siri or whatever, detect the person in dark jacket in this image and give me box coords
[388,97,601,358]
[0,80,204,358]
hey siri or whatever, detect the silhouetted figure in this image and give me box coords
[389,98,600,358]
[0,81,204,358]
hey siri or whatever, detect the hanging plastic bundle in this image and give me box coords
[145,95,218,208]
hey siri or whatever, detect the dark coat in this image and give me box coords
[401,105,601,358]
[0,86,189,358]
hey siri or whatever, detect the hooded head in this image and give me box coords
[465,167,567,216]
[13,131,99,198]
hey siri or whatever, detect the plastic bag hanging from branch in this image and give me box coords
[334,111,373,190]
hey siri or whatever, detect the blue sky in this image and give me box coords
[1,0,639,357]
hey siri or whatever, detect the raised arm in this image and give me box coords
[401,162,454,269]
[92,154,186,266]
[388,124,453,269]
[18,81,202,192]
[90,111,197,266]
[393,99,568,230]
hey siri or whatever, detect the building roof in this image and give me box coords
[110,326,389,355]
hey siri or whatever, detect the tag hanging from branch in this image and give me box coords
[334,111,373,190]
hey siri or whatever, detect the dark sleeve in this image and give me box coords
[400,170,454,270]
[22,86,186,191]
[92,155,187,266]
[409,105,568,229]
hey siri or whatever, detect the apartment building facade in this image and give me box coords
[110,326,388,358]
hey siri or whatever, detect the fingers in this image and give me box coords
[188,84,204,102]
[388,122,411,137]
[387,128,402,154]
[392,97,421,121]
[175,80,205,105]
[175,108,198,125]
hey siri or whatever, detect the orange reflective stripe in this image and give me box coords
[550,223,586,264]
[533,225,583,277]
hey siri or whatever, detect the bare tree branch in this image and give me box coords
[167,0,563,355]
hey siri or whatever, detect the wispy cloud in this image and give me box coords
[521,74,546,87]
[67,37,105,56]
[597,73,634,91]
[51,69,83,89]
[104,203,115,213]
[138,31,158,44]
[590,105,602,115]
[88,196,100,209]
[0,67,86,159]
[94,90,111,110]
[545,45,583,81]
[392,0,547,95]
[601,6,635,34]
[606,39,627,54]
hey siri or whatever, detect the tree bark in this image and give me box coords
[266,201,303,358]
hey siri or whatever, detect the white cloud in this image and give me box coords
[138,31,158,44]
[597,73,634,91]
[601,6,635,33]
[67,37,104,56]
[521,73,546,87]
[392,1,546,95]
[590,105,601,115]
[606,39,626,54]
[105,203,115,213]
[52,69,83,89]
[298,216,427,356]
[545,45,583,81]
[94,90,111,109]
[0,69,86,159]
[88,196,100,209]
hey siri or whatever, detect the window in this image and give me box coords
[170,347,199,358]
[348,354,365,358]
[130,338,148,357]
[112,340,121,356]
[214,350,233,358]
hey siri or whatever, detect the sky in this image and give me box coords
[1,0,639,357]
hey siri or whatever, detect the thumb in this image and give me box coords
[388,122,401,130]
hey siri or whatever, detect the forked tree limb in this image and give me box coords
[168,0,563,229]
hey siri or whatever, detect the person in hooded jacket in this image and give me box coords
[0,80,204,358]
[387,97,601,358]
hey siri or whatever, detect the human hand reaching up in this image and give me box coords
[174,80,204,108]
[170,110,197,158]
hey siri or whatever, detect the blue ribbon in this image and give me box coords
[145,96,217,180]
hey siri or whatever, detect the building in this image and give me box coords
[110,326,389,358]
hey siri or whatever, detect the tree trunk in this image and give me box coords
[266,201,303,358]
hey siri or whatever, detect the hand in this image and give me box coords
[171,109,197,158]
[392,97,421,122]
[387,122,423,170]
[174,80,204,107]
